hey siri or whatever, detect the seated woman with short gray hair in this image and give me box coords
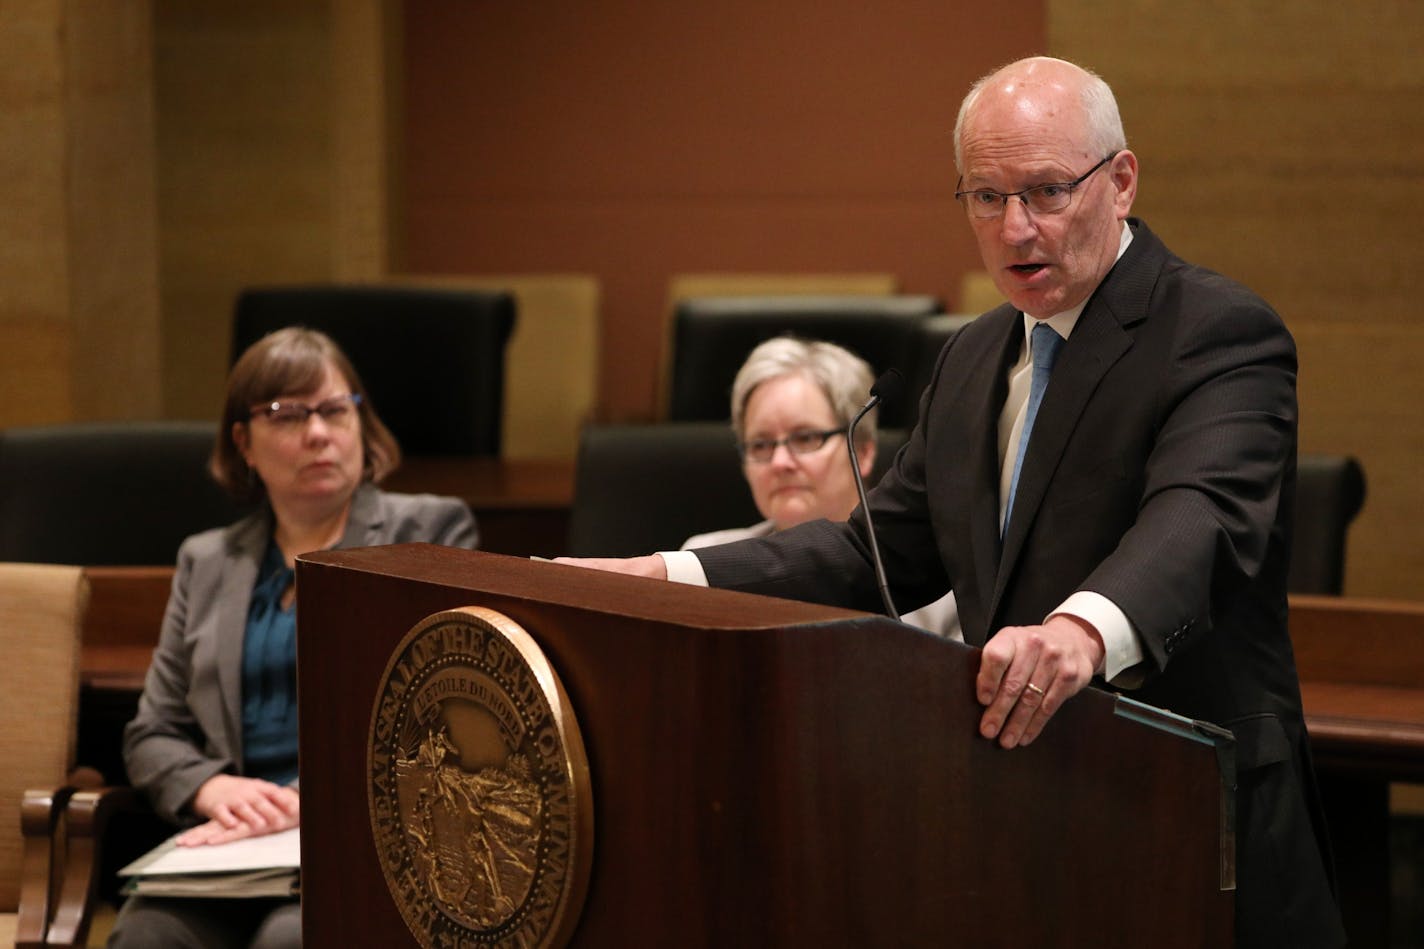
[682,335,960,640]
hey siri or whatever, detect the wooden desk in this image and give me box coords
[385,456,573,557]
[1290,593,1424,947]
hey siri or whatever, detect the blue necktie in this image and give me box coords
[1004,322,1064,533]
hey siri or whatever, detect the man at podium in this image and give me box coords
[561,56,1344,949]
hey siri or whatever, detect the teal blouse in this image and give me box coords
[241,540,300,786]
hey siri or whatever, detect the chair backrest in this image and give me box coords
[231,285,517,456]
[903,314,978,430]
[1289,453,1366,595]
[0,422,251,566]
[0,563,86,913]
[389,274,601,460]
[566,423,908,558]
[666,295,943,429]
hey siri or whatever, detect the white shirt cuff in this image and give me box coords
[658,550,710,587]
[1050,590,1145,686]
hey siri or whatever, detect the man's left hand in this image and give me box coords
[976,613,1105,748]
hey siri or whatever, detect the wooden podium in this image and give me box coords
[296,544,1234,947]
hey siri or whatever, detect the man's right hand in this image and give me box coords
[551,555,668,580]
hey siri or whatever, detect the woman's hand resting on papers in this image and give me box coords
[177,774,300,847]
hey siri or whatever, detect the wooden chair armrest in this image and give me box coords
[16,786,81,949]
[44,785,152,949]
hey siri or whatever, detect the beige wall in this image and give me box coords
[1050,1,1424,597]
[0,0,161,427]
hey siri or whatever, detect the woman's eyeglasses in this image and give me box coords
[739,428,846,464]
[249,393,363,430]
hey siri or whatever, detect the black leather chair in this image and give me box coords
[903,313,978,429]
[0,422,252,566]
[666,295,943,429]
[231,285,516,456]
[566,422,908,558]
[1289,454,1366,595]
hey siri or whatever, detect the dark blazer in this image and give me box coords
[695,220,1344,948]
[123,484,478,825]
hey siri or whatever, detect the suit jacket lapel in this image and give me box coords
[212,485,384,773]
[337,483,383,547]
[988,220,1162,626]
[995,307,1131,563]
[964,308,1025,643]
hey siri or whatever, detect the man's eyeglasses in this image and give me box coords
[250,393,363,430]
[955,152,1118,220]
[740,428,845,464]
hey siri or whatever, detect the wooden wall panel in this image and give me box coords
[332,0,401,282]
[66,5,163,422]
[1050,0,1424,596]
[153,1,400,419]
[0,0,72,424]
[0,0,160,427]
[401,1,1042,424]
[154,1,336,418]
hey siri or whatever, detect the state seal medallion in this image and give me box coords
[368,607,592,948]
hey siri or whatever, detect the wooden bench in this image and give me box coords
[76,567,173,788]
[81,567,172,689]
[1292,593,1424,777]
[1289,593,1424,946]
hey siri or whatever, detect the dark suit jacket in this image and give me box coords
[695,219,1344,948]
[123,483,478,825]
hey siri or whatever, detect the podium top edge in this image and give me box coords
[298,543,916,635]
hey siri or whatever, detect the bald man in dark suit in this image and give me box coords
[565,56,1343,948]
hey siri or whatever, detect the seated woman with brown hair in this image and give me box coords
[107,327,479,949]
[681,335,959,640]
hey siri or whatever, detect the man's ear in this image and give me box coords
[1112,149,1139,218]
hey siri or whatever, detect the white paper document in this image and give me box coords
[119,827,300,898]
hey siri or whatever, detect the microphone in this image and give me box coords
[846,369,903,620]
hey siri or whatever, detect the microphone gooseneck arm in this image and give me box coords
[847,369,903,621]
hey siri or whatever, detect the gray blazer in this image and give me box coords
[123,483,477,824]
